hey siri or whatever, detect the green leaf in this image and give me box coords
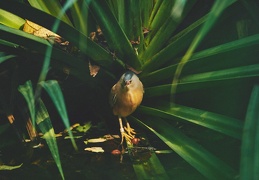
[148,0,163,28]
[143,64,259,95]
[0,0,121,71]
[171,0,237,100]
[141,34,259,86]
[140,0,154,28]
[70,0,93,36]
[0,24,95,82]
[18,81,36,127]
[180,64,259,84]
[0,9,25,29]
[146,0,174,44]
[137,103,243,139]
[39,80,78,151]
[117,0,144,54]
[0,53,16,64]
[36,98,64,180]
[140,0,197,61]
[87,0,141,69]
[240,0,259,28]
[240,85,259,180]
[18,81,64,179]
[27,0,73,26]
[130,116,238,180]
[141,14,207,74]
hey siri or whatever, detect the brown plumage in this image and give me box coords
[109,71,144,144]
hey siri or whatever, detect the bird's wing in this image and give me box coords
[109,84,117,107]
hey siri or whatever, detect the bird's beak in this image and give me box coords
[124,80,131,86]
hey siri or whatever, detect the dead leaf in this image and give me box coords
[89,61,100,77]
[84,147,104,153]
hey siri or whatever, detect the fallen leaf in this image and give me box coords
[0,163,23,170]
[89,61,100,77]
[84,147,104,153]
[85,138,107,143]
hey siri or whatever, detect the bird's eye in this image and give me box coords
[124,80,132,85]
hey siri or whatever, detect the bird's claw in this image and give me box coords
[120,132,134,145]
[124,126,136,137]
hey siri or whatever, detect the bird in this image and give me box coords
[109,71,144,144]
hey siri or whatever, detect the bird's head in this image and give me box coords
[122,71,134,87]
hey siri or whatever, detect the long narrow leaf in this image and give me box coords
[171,0,237,100]
[117,0,144,55]
[0,54,16,64]
[70,0,91,35]
[180,64,259,84]
[240,85,259,180]
[137,104,243,139]
[0,9,25,29]
[141,34,259,85]
[140,1,154,28]
[148,0,163,28]
[87,0,141,69]
[129,116,238,180]
[241,0,259,28]
[39,80,78,151]
[0,0,122,71]
[140,0,197,61]
[142,63,259,93]
[141,14,207,74]
[36,98,64,180]
[117,0,142,41]
[28,0,73,26]
[18,81,36,127]
[0,24,97,82]
[146,0,174,44]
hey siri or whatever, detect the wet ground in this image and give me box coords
[0,123,223,180]
[0,126,139,180]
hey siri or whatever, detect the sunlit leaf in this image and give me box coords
[171,0,237,100]
[0,1,121,71]
[140,0,197,61]
[180,64,259,83]
[0,9,25,29]
[146,0,174,44]
[36,98,64,180]
[27,0,73,26]
[70,0,91,36]
[141,14,207,74]
[117,0,144,54]
[142,34,259,85]
[140,1,154,28]
[18,81,36,127]
[0,24,103,83]
[39,80,78,151]
[137,103,243,139]
[87,0,141,69]
[130,116,238,180]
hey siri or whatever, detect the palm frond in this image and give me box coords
[87,0,141,69]
[130,116,238,180]
[240,85,259,180]
[137,103,243,139]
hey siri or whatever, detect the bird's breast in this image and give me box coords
[112,89,143,117]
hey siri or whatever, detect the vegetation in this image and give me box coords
[0,0,258,179]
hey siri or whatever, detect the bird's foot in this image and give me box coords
[124,122,136,137]
[120,128,134,145]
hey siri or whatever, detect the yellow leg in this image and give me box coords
[124,119,136,137]
[118,117,134,144]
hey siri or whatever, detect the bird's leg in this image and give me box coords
[124,118,136,137]
[118,117,133,144]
